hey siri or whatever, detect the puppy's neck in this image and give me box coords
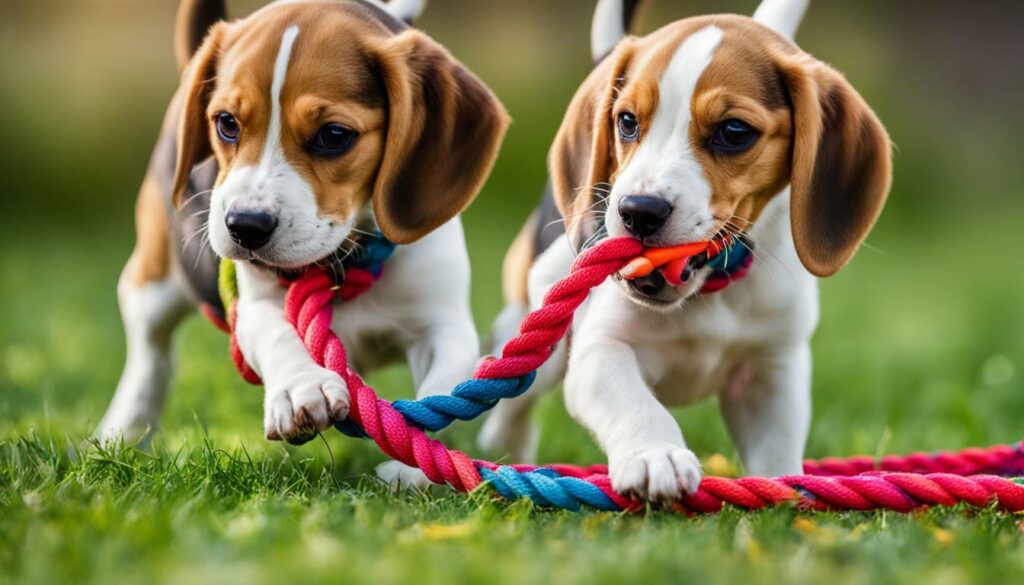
[747,186,799,265]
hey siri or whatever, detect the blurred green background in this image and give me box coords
[0,1,1023,582]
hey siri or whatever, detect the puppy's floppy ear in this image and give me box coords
[549,40,634,251]
[370,30,509,244]
[172,22,226,208]
[780,53,892,276]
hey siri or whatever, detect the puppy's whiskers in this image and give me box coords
[179,189,212,208]
[719,221,779,286]
[580,223,609,251]
[549,184,611,234]
[181,218,209,252]
[545,210,605,231]
[350,226,376,238]
[186,207,211,221]
[194,228,211,270]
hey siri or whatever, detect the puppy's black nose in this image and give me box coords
[629,270,666,298]
[225,210,277,250]
[618,195,672,238]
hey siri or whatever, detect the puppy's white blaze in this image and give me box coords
[645,25,723,162]
[752,0,810,40]
[608,26,722,242]
[260,25,300,172]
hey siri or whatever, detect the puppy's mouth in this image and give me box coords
[615,230,747,307]
[617,271,678,307]
[244,238,358,277]
[214,218,354,274]
[615,268,692,309]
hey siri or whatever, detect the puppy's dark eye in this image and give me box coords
[709,119,758,153]
[617,112,640,141]
[216,112,240,144]
[311,123,358,157]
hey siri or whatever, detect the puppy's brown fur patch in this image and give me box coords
[126,175,172,286]
[502,211,538,305]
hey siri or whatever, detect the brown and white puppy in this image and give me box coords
[95,0,508,464]
[479,0,891,502]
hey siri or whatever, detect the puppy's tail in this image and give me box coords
[382,0,428,25]
[591,0,645,63]
[752,0,811,40]
[174,0,226,73]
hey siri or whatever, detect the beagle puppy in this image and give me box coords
[479,0,892,502]
[95,0,509,452]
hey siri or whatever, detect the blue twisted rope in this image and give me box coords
[391,372,536,431]
[479,466,620,510]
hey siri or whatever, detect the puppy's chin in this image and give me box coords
[613,271,709,312]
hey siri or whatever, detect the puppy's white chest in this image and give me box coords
[632,298,745,405]
[635,338,732,405]
[330,288,415,372]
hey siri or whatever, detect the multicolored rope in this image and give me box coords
[218,235,1024,514]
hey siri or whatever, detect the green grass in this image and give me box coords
[1,202,1023,584]
[3,2,1024,582]
[4,436,1024,585]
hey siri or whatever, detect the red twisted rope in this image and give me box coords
[274,237,1024,513]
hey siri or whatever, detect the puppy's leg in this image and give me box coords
[377,314,481,489]
[96,265,192,445]
[233,263,349,444]
[565,330,701,502]
[719,344,811,477]
[407,317,481,401]
[97,177,192,445]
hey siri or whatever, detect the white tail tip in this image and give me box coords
[752,0,811,40]
[380,0,426,24]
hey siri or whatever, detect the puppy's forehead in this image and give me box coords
[627,16,792,106]
[218,3,390,105]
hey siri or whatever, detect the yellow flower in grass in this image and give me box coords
[932,527,955,546]
[792,516,818,535]
[417,521,477,541]
[705,453,737,477]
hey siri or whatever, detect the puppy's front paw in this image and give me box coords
[264,367,348,445]
[609,444,703,503]
[375,461,433,491]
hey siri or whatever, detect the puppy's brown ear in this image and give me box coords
[371,31,510,244]
[171,22,226,208]
[549,40,634,251]
[781,54,892,276]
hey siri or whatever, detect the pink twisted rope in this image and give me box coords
[275,236,1024,513]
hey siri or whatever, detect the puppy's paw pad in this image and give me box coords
[376,461,433,491]
[610,445,703,503]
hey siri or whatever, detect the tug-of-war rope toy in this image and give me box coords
[214,235,1024,514]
